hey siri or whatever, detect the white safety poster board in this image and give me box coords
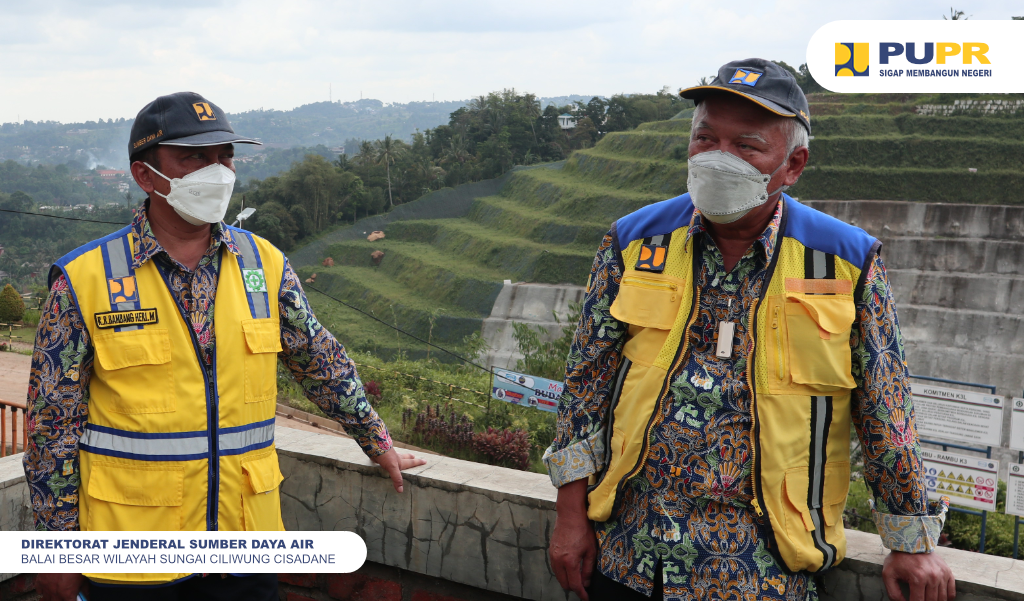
[1006,464,1024,517]
[921,448,998,512]
[1008,398,1024,451]
[911,382,1003,447]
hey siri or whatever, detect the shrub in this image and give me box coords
[402,402,532,471]
[364,380,382,398]
[0,284,25,323]
[472,427,531,471]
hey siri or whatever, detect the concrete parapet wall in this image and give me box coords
[4,434,1024,599]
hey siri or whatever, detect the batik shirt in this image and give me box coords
[24,207,392,531]
[544,201,946,600]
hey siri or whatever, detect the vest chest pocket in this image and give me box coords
[611,273,684,367]
[242,319,283,404]
[766,293,856,394]
[241,451,285,531]
[92,329,174,414]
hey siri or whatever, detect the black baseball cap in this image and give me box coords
[679,58,811,134]
[128,92,261,160]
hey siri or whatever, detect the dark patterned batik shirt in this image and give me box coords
[544,201,947,601]
[24,207,392,531]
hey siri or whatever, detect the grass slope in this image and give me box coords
[291,97,1024,359]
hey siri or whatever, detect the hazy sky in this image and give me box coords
[2,0,1020,124]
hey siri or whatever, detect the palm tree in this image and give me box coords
[373,135,406,210]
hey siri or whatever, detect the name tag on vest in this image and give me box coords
[94,308,159,329]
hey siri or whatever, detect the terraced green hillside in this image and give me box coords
[293,99,1024,359]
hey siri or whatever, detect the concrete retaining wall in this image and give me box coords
[4,430,1024,600]
[481,281,585,371]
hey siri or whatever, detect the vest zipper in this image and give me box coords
[747,301,765,518]
[772,306,783,381]
[154,261,220,531]
[622,276,679,292]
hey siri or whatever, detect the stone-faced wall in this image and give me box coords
[5,430,1024,600]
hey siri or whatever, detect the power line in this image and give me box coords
[2,206,519,384]
[0,207,127,225]
[303,286,499,378]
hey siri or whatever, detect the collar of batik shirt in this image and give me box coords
[128,204,241,270]
[686,197,784,264]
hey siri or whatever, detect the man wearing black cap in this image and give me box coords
[25,92,425,601]
[546,60,954,601]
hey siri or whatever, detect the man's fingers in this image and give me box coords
[910,573,925,601]
[581,540,596,588]
[565,556,589,601]
[947,568,956,600]
[398,452,427,469]
[386,462,404,493]
[551,555,571,593]
[883,570,906,601]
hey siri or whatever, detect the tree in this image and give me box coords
[0,284,25,323]
[373,135,406,210]
[943,7,969,19]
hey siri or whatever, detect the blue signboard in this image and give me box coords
[491,368,564,413]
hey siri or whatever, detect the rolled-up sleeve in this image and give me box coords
[277,259,392,457]
[850,252,948,553]
[543,231,627,488]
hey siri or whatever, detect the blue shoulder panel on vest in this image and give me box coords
[614,194,694,247]
[783,195,878,268]
[50,225,133,288]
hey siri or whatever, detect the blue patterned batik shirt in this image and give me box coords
[544,200,947,601]
[24,206,392,531]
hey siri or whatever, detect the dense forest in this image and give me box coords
[234,88,690,249]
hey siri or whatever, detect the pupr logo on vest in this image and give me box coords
[835,42,869,76]
[635,244,667,272]
[728,69,763,87]
[107,276,138,304]
[193,102,217,121]
[242,268,267,293]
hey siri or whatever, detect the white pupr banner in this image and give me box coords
[807,20,1024,93]
[0,531,366,574]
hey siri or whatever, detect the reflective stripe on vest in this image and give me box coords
[80,418,275,462]
[100,234,142,332]
[231,229,271,319]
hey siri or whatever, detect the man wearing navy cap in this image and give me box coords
[546,60,955,601]
[25,92,425,600]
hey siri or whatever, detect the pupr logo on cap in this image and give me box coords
[729,69,763,87]
[835,42,869,76]
[193,102,217,121]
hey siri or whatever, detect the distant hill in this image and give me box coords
[0,95,602,178]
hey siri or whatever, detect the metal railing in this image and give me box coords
[0,398,28,457]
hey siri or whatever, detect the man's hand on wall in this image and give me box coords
[883,550,956,601]
[35,573,86,601]
[550,479,597,601]
[372,448,427,493]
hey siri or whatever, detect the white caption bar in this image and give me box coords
[0,531,366,574]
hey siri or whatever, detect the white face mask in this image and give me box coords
[686,150,791,224]
[145,162,236,226]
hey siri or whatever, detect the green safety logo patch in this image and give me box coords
[242,268,268,293]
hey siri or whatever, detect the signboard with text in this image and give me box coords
[921,449,998,512]
[1005,464,1024,518]
[1008,398,1024,451]
[911,382,1003,447]
[491,368,563,413]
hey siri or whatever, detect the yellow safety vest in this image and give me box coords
[587,194,879,573]
[52,224,286,585]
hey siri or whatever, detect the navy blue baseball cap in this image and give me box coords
[129,92,261,160]
[679,58,811,133]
